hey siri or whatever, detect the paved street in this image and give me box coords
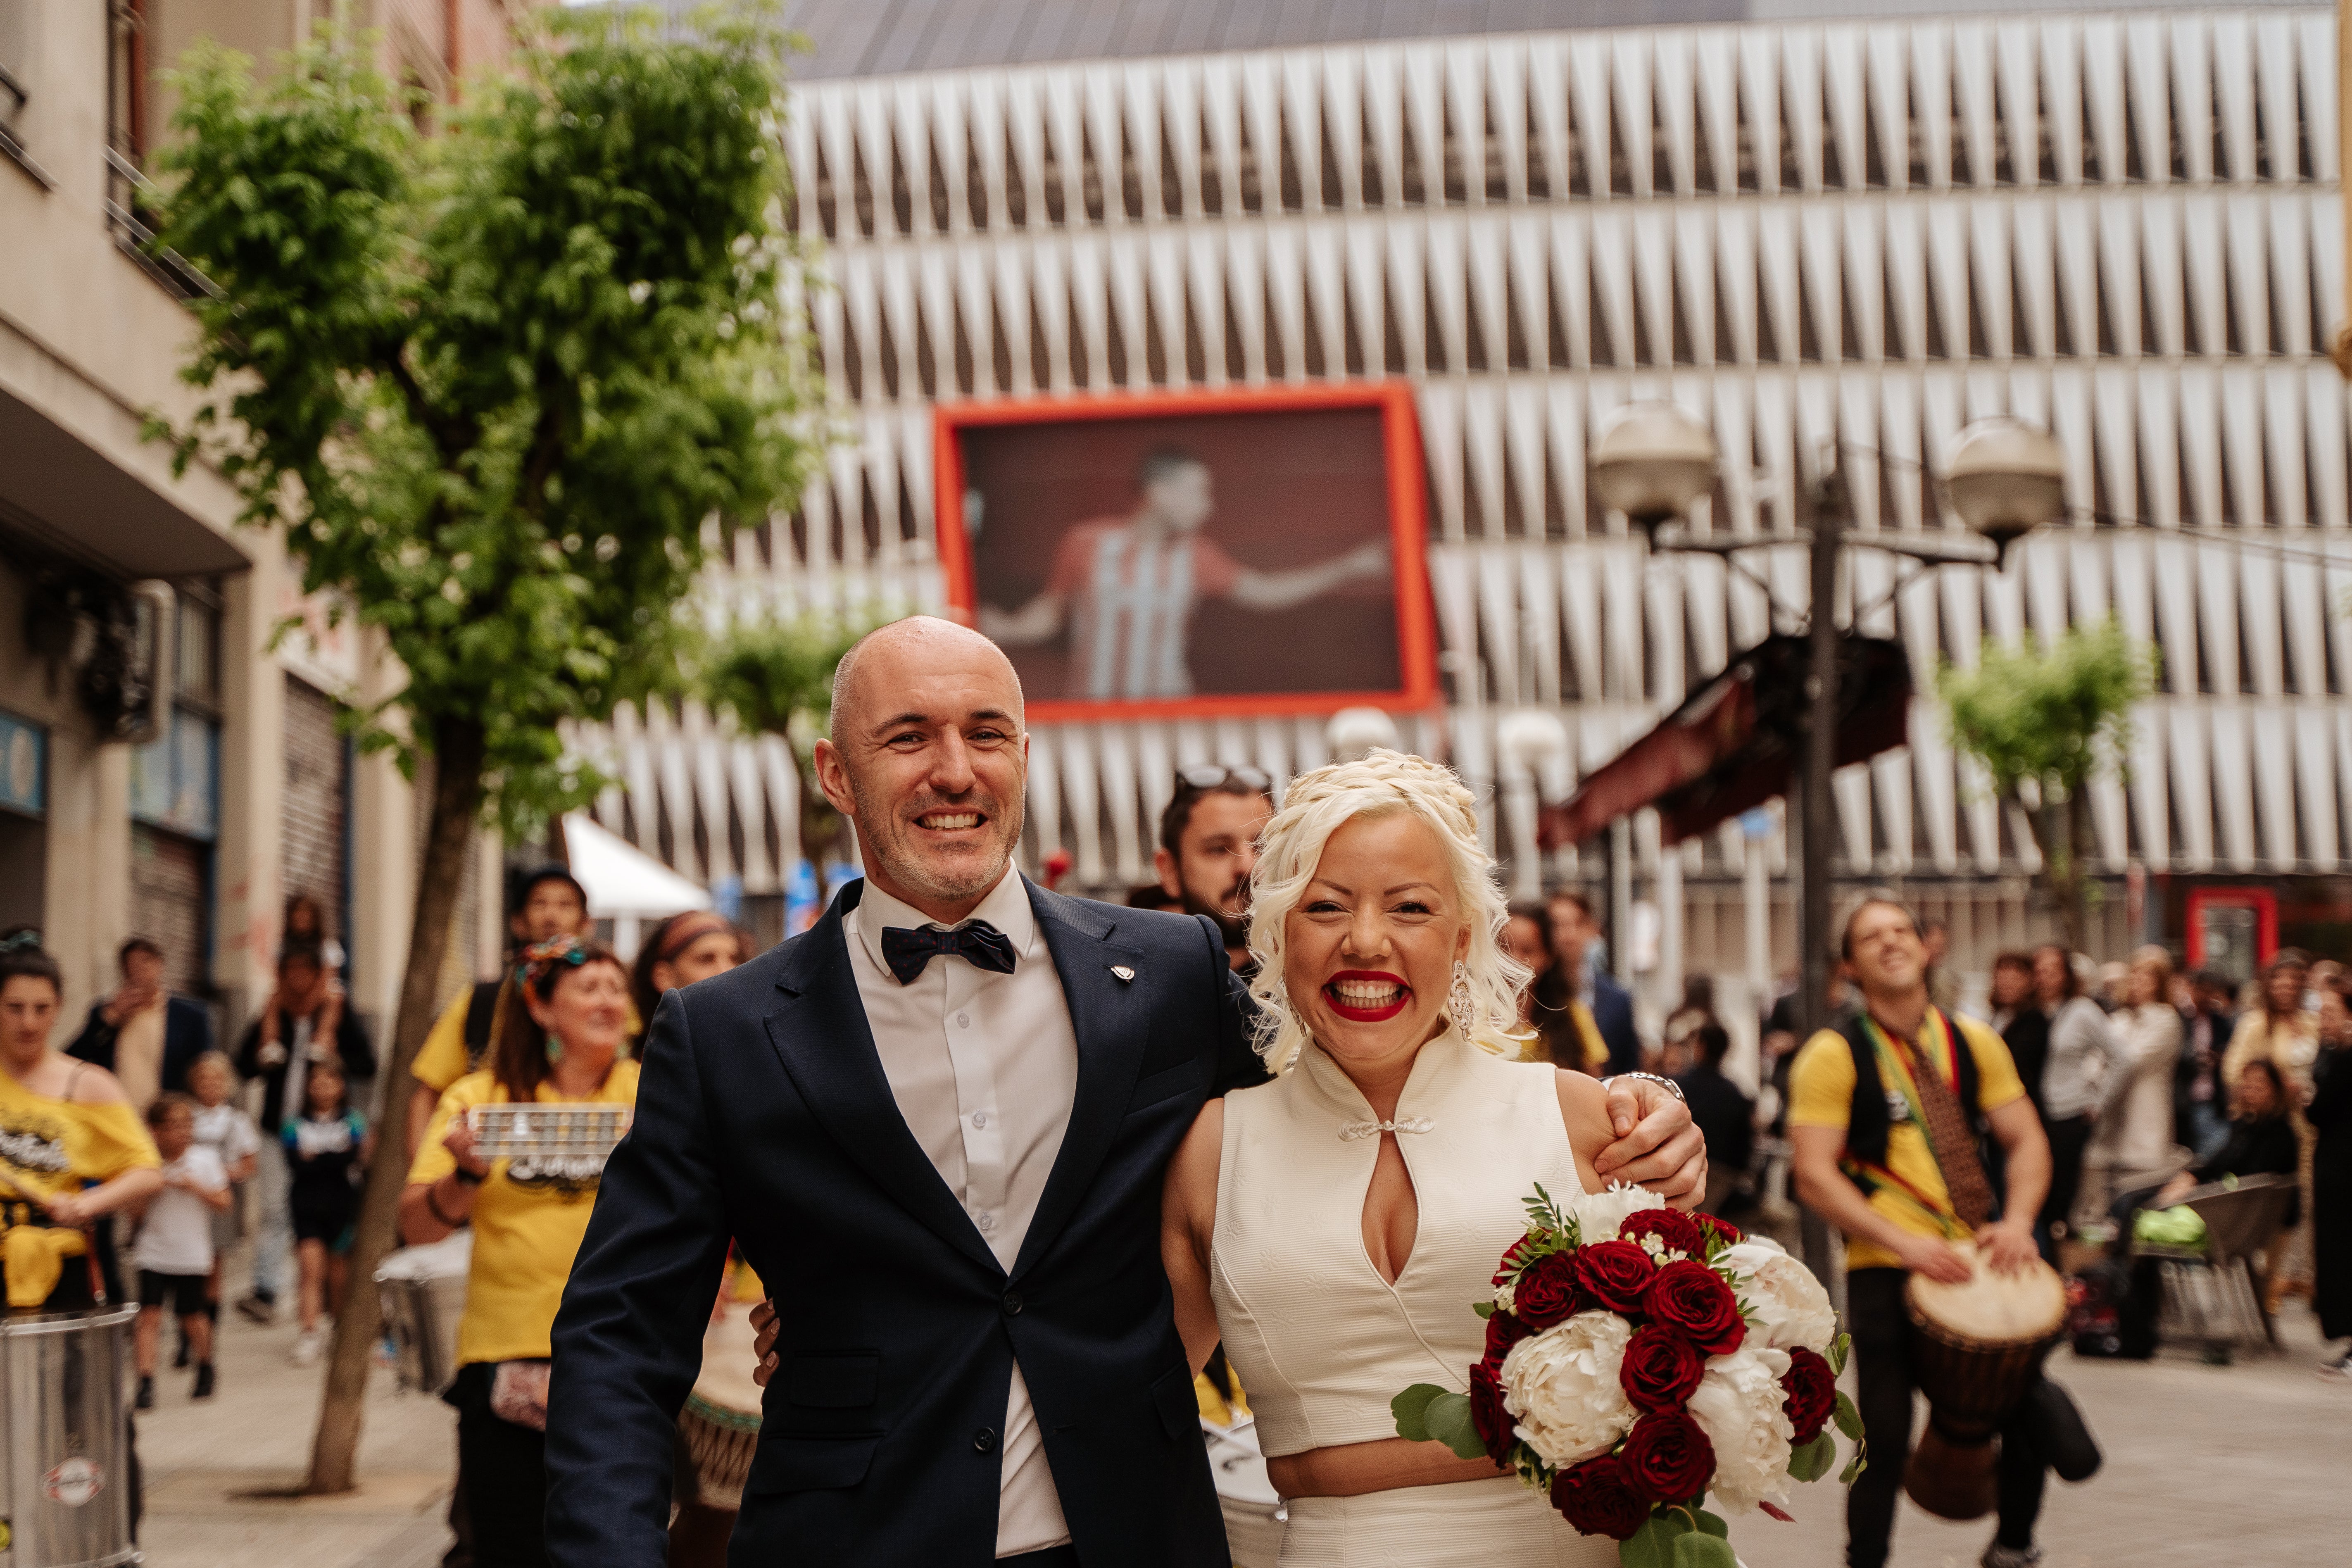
[138,1269,2348,1568]
[136,1247,456,1568]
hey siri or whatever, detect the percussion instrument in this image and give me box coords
[1202,1413,1283,1568]
[1903,1244,2068,1520]
[678,1301,764,1511]
[466,1104,629,1165]
[375,1230,472,1396]
[0,1306,139,1568]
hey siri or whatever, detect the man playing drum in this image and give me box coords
[1789,896,2055,1568]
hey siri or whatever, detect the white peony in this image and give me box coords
[1721,1239,1838,1355]
[1498,1311,1636,1468]
[1686,1345,1796,1513]
[1565,1181,1665,1246]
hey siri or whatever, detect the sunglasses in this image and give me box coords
[1175,764,1272,795]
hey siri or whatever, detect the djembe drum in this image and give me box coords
[1902,1244,2068,1520]
[678,1301,764,1510]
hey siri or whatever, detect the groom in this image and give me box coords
[546,616,1706,1566]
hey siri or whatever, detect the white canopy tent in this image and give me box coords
[562,811,711,961]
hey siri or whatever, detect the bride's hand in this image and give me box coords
[1591,1076,1708,1209]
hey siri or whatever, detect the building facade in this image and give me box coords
[0,0,533,1054]
[583,2,2352,1031]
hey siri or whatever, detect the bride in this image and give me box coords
[1161,750,1657,1566]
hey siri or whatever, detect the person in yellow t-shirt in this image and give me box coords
[402,934,638,1568]
[1787,896,2051,1568]
[0,929,165,1311]
[406,865,628,1160]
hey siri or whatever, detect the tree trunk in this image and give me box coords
[2027,790,2091,959]
[304,715,487,1495]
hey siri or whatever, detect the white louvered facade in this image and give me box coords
[586,7,2352,990]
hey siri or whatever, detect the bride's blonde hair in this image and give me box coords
[1245,749,1530,1073]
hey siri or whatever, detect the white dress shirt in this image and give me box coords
[848,868,1080,1558]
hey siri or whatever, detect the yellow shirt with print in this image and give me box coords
[411,980,643,1096]
[1787,1013,2027,1271]
[408,1060,641,1365]
[0,1069,162,1304]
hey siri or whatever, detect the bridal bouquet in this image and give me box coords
[1393,1185,1862,1568]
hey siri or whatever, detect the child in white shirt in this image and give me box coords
[185,1051,261,1340]
[133,1094,231,1407]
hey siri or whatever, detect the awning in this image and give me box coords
[562,811,714,918]
[0,387,250,580]
[1540,633,1914,848]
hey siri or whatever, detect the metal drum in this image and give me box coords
[375,1230,472,1396]
[0,1306,139,1568]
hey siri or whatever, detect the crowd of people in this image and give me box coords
[4,628,2348,1568]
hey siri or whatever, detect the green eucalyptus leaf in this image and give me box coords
[1827,1332,1851,1377]
[1422,1392,1488,1460]
[1832,1390,1865,1442]
[1787,1432,1837,1482]
[1619,1513,1680,1568]
[1691,1508,1730,1537]
[1391,1383,1447,1443]
[1474,1300,1496,1319]
[1670,1534,1739,1568]
[1839,1439,1871,1487]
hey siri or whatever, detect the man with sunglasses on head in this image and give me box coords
[1153,765,1274,974]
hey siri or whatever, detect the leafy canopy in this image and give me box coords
[150,2,816,831]
[1936,620,2159,802]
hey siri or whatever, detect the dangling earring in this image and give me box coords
[544,1032,564,1064]
[1448,961,1477,1034]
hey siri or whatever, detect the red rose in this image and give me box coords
[1511,1251,1586,1329]
[1549,1453,1653,1540]
[1619,1410,1718,1504]
[1643,1258,1746,1356]
[1617,1324,1706,1412]
[1780,1345,1837,1445]
[1485,1304,1532,1365]
[1694,1212,1744,1251]
[1576,1240,1657,1314]
[1468,1359,1515,1458]
[1619,1209,1705,1258]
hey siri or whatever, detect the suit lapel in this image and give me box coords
[762,885,1003,1277]
[1012,883,1150,1280]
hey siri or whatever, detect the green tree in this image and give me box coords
[148,2,816,1493]
[1937,620,2158,957]
[700,609,876,875]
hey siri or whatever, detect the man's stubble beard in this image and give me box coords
[1180,875,1250,949]
[847,771,1027,908]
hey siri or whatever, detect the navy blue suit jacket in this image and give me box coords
[546,878,1267,1567]
[1591,973,1643,1077]
[67,995,212,1096]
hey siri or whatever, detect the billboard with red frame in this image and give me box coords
[934,384,1437,724]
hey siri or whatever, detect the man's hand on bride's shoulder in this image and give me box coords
[750,1297,779,1387]
[1593,1074,1708,1210]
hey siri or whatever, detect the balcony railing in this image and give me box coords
[105,142,219,303]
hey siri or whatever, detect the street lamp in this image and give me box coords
[1945,416,2068,566]
[1593,402,1721,540]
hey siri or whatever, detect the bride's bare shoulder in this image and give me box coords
[1550,1066,1616,1159]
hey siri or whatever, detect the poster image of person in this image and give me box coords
[980,446,1390,701]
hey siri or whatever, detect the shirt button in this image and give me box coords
[973,1427,998,1453]
[971,1111,989,1129]
[956,1011,970,1028]
[1002,1290,1023,1317]
[975,1211,995,1231]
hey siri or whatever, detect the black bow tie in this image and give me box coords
[880,921,1017,986]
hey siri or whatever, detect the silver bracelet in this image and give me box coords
[1604,1070,1686,1104]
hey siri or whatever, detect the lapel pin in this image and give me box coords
[1111,965,1135,983]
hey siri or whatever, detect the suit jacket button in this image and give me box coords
[1002,1291,1023,1316]
[974,1427,998,1454]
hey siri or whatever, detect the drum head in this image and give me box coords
[687,1301,766,1430]
[1905,1243,2067,1348]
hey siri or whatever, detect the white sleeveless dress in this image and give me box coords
[1210,1028,1617,1567]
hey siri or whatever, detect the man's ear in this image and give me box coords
[812,738,859,818]
[1153,847,1183,900]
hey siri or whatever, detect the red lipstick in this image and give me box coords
[1324,969,1410,1023]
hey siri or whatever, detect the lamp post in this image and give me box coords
[1590,403,2068,1046]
